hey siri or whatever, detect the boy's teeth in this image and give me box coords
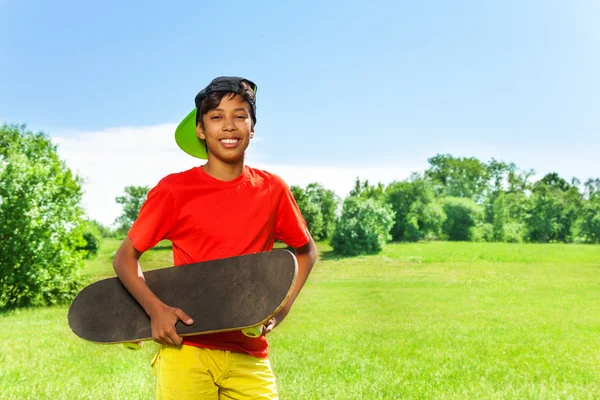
[221,139,238,144]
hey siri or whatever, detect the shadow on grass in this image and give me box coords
[0,307,16,316]
[319,249,351,261]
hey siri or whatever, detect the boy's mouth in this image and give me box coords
[218,137,242,149]
[219,138,240,144]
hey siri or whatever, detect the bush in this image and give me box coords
[331,197,395,256]
[88,219,116,238]
[503,222,524,243]
[576,199,600,244]
[441,197,483,241]
[385,176,442,242]
[472,223,494,242]
[77,222,102,259]
[305,183,339,239]
[290,184,337,241]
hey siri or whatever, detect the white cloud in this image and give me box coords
[53,124,423,226]
[53,124,198,226]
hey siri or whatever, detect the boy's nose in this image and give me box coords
[222,117,236,131]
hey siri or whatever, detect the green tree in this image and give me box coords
[76,220,103,259]
[583,178,600,200]
[441,197,484,241]
[485,159,513,223]
[114,185,150,235]
[507,167,535,193]
[492,191,527,243]
[486,160,534,243]
[305,183,339,239]
[578,179,600,243]
[331,197,395,256]
[349,178,386,203]
[426,154,491,202]
[0,124,86,309]
[290,185,325,241]
[492,192,507,242]
[525,174,582,243]
[578,200,600,243]
[88,219,116,238]
[404,200,446,242]
[385,174,445,241]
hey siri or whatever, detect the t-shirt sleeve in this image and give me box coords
[274,176,310,248]
[128,180,175,253]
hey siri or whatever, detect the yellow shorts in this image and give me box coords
[151,344,278,400]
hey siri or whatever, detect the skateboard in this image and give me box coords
[68,249,297,346]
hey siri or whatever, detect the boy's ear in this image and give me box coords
[250,126,255,139]
[196,123,206,140]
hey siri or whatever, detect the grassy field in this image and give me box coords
[1,240,599,399]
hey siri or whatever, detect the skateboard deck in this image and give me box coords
[68,249,297,344]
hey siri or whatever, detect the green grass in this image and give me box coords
[1,240,599,399]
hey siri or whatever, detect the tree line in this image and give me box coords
[1,124,598,308]
[291,154,600,256]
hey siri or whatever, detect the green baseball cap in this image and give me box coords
[174,77,258,159]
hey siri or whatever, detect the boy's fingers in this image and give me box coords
[169,331,183,346]
[176,309,194,325]
[153,336,167,345]
[263,318,276,335]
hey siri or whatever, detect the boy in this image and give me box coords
[113,76,317,399]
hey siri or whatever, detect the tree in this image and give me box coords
[525,174,582,243]
[290,185,325,241]
[114,185,150,235]
[331,197,395,256]
[441,197,484,241]
[76,220,103,259]
[577,178,600,244]
[385,174,445,241]
[583,178,600,200]
[404,200,446,242]
[426,154,491,202]
[88,219,116,238]
[291,183,339,241]
[349,178,386,203]
[492,192,507,242]
[0,124,86,308]
[485,159,512,223]
[507,167,535,193]
[305,183,339,239]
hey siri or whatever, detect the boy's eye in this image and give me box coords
[236,115,247,119]
[211,116,222,120]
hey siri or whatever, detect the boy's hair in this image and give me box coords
[196,81,256,130]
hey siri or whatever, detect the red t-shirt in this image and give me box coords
[128,165,309,358]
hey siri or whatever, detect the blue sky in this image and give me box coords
[1,0,599,224]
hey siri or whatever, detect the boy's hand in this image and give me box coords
[262,318,276,335]
[149,303,194,346]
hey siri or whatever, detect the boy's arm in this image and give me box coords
[113,236,193,346]
[267,231,318,332]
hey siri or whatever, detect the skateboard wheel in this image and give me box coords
[242,325,263,338]
[123,342,142,351]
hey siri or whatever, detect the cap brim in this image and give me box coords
[174,109,208,159]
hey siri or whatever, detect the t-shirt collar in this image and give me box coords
[196,165,249,187]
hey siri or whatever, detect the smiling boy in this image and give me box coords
[112,77,317,399]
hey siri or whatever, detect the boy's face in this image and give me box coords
[196,94,254,164]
